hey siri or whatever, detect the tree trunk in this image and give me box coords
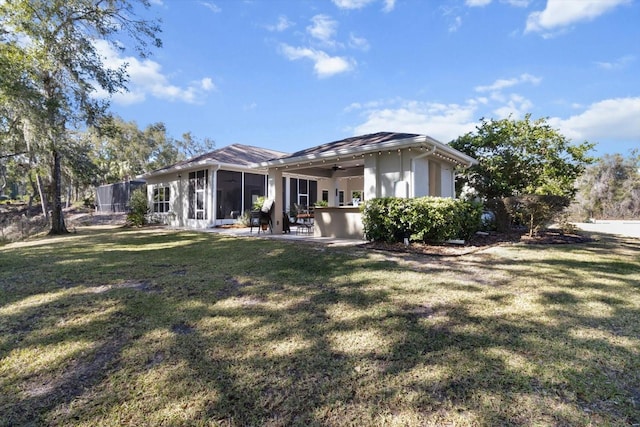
[49,149,68,234]
[35,173,48,219]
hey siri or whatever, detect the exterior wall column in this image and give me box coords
[268,167,283,234]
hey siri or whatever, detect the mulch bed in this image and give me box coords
[361,229,594,256]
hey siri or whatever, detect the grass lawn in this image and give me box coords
[1,226,639,426]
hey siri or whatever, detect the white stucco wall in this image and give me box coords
[412,156,429,197]
[441,164,454,198]
[146,168,215,229]
[146,173,184,227]
[363,149,459,200]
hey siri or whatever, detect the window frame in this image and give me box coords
[152,186,170,213]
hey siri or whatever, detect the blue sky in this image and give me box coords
[100,0,640,157]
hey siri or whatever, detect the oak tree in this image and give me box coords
[0,0,161,233]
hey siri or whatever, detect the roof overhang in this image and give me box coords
[254,134,477,173]
[141,160,257,179]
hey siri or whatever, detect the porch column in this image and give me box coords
[328,177,338,207]
[268,167,283,233]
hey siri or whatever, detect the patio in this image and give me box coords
[192,224,366,247]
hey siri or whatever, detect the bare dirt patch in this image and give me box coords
[0,204,126,242]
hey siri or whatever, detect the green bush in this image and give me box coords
[362,197,482,243]
[503,195,570,237]
[252,196,266,211]
[127,188,149,227]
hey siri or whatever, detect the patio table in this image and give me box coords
[296,213,314,234]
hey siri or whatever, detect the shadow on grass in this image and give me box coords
[1,228,639,425]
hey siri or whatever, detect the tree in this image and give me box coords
[175,131,216,160]
[451,115,594,200]
[87,116,184,183]
[0,0,161,234]
[573,152,640,220]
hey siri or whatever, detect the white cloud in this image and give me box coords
[307,15,338,45]
[492,94,533,119]
[332,0,395,12]
[200,1,221,13]
[382,0,396,12]
[93,40,214,105]
[466,0,492,6]
[243,102,257,111]
[449,16,462,32]
[349,33,370,51]
[266,15,294,32]
[351,99,480,142]
[504,0,530,6]
[595,54,635,70]
[475,73,541,92]
[549,97,640,142]
[526,0,630,34]
[465,0,530,8]
[280,44,354,78]
[200,77,215,91]
[333,0,374,9]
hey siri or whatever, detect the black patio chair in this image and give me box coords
[251,198,274,234]
[249,210,261,233]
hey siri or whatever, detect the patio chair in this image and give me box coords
[249,210,261,233]
[282,211,291,233]
[251,198,274,234]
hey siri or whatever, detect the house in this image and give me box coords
[142,144,287,228]
[142,132,477,237]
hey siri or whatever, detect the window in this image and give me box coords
[322,190,329,202]
[188,170,208,220]
[338,190,345,206]
[153,186,170,213]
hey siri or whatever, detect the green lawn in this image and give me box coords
[1,226,639,426]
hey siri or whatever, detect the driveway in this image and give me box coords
[574,220,640,239]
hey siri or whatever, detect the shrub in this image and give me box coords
[362,197,482,243]
[252,196,266,211]
[127,188,149,227]
[503,195,570,237]
[238,210,251,226]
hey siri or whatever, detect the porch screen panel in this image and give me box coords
[298,179,309,208]
[282,177,287,212]
[217,170,242,219]
[309,180,318,205]
[244,173,266,213]
[289,178,299,211]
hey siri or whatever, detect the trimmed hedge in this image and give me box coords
[362,197,482,243]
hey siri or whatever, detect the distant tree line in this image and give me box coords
[570,152,640,220]
[1,115,214,208]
